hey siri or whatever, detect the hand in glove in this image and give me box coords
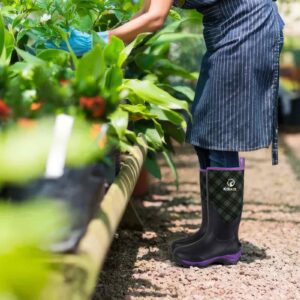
[45,28,109,57]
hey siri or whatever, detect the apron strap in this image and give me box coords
[272,90,279,166]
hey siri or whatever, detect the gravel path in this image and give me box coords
[94,138,300,300]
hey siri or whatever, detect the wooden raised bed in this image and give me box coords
[44,137,147,300]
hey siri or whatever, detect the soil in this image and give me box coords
[94,137,300,300]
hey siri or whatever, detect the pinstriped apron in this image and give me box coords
[173,0,284,165]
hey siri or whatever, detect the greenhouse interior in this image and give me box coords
[0,1,299,299]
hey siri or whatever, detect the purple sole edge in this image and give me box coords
[177,250,242,267]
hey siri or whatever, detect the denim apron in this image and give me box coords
[173,0,284,165]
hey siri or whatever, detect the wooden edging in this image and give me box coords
[45,137,148,300]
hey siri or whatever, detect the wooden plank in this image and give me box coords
[44,138,147,300]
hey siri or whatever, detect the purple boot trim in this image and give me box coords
[179,250,242,267]
[207,158,245,172]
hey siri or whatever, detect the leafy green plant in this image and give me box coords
[0,200,68,300]
[0,3,206,297]
[1,0,141,50]
[0,0,203,185]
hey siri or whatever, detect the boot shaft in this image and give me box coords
[200,169,207,202]
[207,158,245,223]
[204,158,245,241]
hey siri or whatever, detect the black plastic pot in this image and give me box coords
[281,97,300,126]
[2,161,114,253]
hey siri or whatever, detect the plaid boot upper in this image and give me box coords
[207,161,245,222]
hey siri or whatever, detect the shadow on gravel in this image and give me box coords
[94,145,274,299]
[240,240,268,263]
[282,142,300,180]
[93,229,144,300]
[93,191,202,299]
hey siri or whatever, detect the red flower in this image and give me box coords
[0,99,11,120]
[31,102,42,111]
[60,79,69,86]
[80,96,106,118]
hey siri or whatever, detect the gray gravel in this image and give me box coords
[94,137,300,300]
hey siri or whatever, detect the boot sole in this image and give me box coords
[174,249,242,268]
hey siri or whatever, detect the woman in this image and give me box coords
[49,0,284,267]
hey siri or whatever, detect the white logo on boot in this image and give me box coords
[223,178,237,192]
[227,179,236,187]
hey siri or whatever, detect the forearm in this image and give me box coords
[109,13,164,44]
[109,0,173,44]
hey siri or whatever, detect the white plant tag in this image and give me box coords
[45,114,74,179]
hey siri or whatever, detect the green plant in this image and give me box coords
[0,3,205,296]
[0,200,68,300]
[0,1,204,185]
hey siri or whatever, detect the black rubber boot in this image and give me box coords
[173,158,245,267]
[170,169,208,253]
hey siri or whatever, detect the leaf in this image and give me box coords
[57,27,78,66]
[105,66,123,91]
[37,49,70,64]
[66,119,107,167]
[135,53,156,70]
[147,20,184,44]
[0,14,4,58]
[155,59,198,80]
[4,30,15,58]
[134,54,197,80]
[146,18,197,45]
[162,148,179,188]
[123,79,190,113]
[144,156,161,179]
[151,43,170,57]
[0,119,53,183]
[169,9,182,21]
[75,45,105,81]
[108,108,129,139]
[149,106,186,127]
[0,30,14,64]
[172,85,195,102]
[152,32,200,46]
[15,48,45,65]
[125,129,137,144]
[104,35,125,66]
[118,32,151,67]
[12,14,25,28]
[0,201,67,300]
[153,119,164,138]
[135,121,163,151]
[92,31,107,48]
[120,104,157,121]
[162,122,186,144]
[76,15,93,32]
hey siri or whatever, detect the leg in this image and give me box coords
[170,147,209,253]
[194,146,239,169]
[173,151,245,267]
[170,147,240,253]
[194,146,210,169]
[209,149,240,168]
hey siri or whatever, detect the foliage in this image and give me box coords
[0,200,68,300]
[0,1,203,184]
[1,0,141,47]
[0,1,204,297]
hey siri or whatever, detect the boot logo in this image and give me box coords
[223,179,237,192]
[227,179,236,188]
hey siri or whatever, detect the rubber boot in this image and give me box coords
[173,158,245,267]
[170,169,208,253]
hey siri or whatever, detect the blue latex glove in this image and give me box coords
[45,28,109,57]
